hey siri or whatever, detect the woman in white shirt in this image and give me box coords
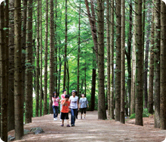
[69,90,79,126]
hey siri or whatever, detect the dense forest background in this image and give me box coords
[0,0,166,141]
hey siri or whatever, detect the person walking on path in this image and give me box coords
[52,92,60,120]
[79,94,89,119]
[61,95,70,127]
[60,89,67,120]
[69,90,79,127]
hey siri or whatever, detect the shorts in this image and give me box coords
[60,112,69,120]
[80,108,87,114]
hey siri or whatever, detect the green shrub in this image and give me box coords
[129,108,150,119]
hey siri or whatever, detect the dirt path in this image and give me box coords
[9,111,166,142]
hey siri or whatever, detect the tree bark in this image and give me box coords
[84,0,98,111]
[110,0,114,119]
[54,0,58,93]
[40,0,42,117]
[0,3,2,136]
[154,0,160,128]
[36,0,40,117]
[49,0,54,113]
[160,1,166,130]
[14,0,24,139]
[77,0,81,96]
[135,0,143,126]
[97,0,106,120]
[144,4,151,108]
[130,15,136,115]
[1,2,8,141]
[115,0,121,121]
[21,0,27,118]
[148,8,154,114]
[120,0,125,124]
[126,0,132,115]
[63,0,67,90]
[106,0,110,118]
[8,0,15,131]
[44,0,48,115]
[25,0,33,123]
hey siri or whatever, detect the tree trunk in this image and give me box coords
[144,4,151,108]
[126,0,132,115]
[115,0,121,121]
[160,1,166,130]
[84,0,98,111]
[44,0,48,115]
[67,61,70,95]
[40,0,42,117]
[54,0,58,93]
[8,0,15,131]
[97,0,106,120]
[148,8,154,114]
[154,0,160,128]
[135,0,143,126]
[49,0,54,113]
[21,0,27,119]
[85,62,87,96]
[36,0,40,117]
[106,0,110,118]
[0,3,2,136]
[91,63,96,111]
[110,0,114,119]
[120,0,125,124]
[14,0,24,139]
[58,40,62,94]
[63,0,67,90]
[1,2,8,141]
[130,15,136,115]
[77,0,81,96]
[25,0,33,123]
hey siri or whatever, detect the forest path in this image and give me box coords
[9,111,166,142]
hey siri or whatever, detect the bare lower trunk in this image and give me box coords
[49,0,54,113]
[148,9,154,114]
[154,0,160,128]
[110,0,114,119]
[160,2,166,130]
[8,0,15,131]
[40,0,42,117]
[25,0,33,123]
[63,0,67,89]
[120,0,125,124]
[14,0,23,139]
[135,0,143,126]
[126,0,132,115]
[77,0,81,96]
[44,0,48,115]
[115,0,121,121]
[36,0,40,117]
[130,15,136,115]
[97,0,106,120]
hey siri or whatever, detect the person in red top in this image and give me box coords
[61,95,70,127]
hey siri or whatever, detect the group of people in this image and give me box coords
[52,89,89,127]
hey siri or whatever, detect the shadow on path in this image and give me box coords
[9,111,166,142]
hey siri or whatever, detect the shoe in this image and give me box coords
[71,124,75,127]
[54,118,57,121]
[67,124,70,127]
[61,124,64,127]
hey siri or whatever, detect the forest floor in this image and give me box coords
[8,111,166,142]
